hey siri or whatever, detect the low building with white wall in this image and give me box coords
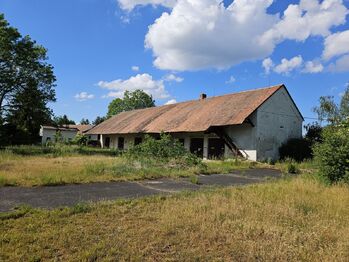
[86,85,303,161]
[40,124,97,144]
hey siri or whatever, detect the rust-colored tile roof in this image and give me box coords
[68,125,94,134]
[87,85,285,135]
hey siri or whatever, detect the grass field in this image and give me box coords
[0,150,271,187]
[1,176,348,261]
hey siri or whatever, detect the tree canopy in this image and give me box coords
[53,115,76,126]
[80,118,90,125]
[313,84,349,125]
[0,14,56,145]
[107,90,155,118]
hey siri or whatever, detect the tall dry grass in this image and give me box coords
[1,177,348,261]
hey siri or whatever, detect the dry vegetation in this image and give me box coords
[0,151,264,187]
[1,176,348,261]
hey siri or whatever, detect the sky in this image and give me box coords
[0,0,348,125]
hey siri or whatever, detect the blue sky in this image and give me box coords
[0,0,348,125]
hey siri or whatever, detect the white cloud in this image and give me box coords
[145,0,278,70]
[328,54,349,72]
[164,99,177,105]
[131,66,140,71]
[260,0,348,45]
[262,58,274,74]
[225,75,236,84]
[118,0,176,11]
[323,30,349,60]
[74,92,94,101]
[98,73,170,99]
[274,56,303,74]
[302,61,324,73]
[144,0,348,71]
[164,73,183,82]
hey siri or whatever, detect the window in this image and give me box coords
[118,137,125,150]
[134,137,142,145]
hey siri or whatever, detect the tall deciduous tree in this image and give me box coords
[107,90,155,118]
[80,118,90,125]
[0,13,56,145]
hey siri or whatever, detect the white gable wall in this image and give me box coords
[255,87,303,161]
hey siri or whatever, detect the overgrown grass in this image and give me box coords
[1,176,348,261]
[1,145,119,157]
[1,150,279,187]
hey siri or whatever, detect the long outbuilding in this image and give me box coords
[87,84,303,161]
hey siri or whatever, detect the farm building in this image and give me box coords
[86,85,303,161]
[40,124,97,144]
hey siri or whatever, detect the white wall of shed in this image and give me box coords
[40,129,77,144]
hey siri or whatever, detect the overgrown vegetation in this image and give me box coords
[313,120,349,184]
[1,176,348,261]
[125,133,204,169]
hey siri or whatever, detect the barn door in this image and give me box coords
[190,138,204,158]
[208,138,225,159]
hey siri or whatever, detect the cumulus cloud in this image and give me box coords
[145,0,277,71]
[302,61,324,73]
[262,56,303,74]
[274,56,303,74]
[98,73,170,99]
[144,0,348,71]
[118,0,176,11]
[323,30,349,60]
[260,0,348,45]
[164,73,183,82]
[164,99,177,105]
[328,54,349,72]
[262,58,274,74]
[131,66,140,71]
[75,92,95,101]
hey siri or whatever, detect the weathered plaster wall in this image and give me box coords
[255,87,303,160]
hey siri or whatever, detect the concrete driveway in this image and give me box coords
[0,168,282,212]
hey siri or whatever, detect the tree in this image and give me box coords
[107,90,155,118]
[5,79,55,144]
[0,14,56,123]
[313,84,349,125]
[80,118,90,125]
[92,116,106,125]
[53,115,75,126]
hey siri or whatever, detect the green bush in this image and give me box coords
[73,134,88,146]
[124,133,203,168]
[313,121,349,184]
[279,138,312,162]
[287,162,300,174]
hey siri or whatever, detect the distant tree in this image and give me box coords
[53,115,75,126]
[313,84,349,125]
[80,118,90,125]
[92,116,106,125]
[107,90,155,118]
[0,14,56,123]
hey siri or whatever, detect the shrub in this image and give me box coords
[313,121,349,184]
[73,134,88,146]
[287,162,300,174]
[124,133,203,168]
[279,138,312,162]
